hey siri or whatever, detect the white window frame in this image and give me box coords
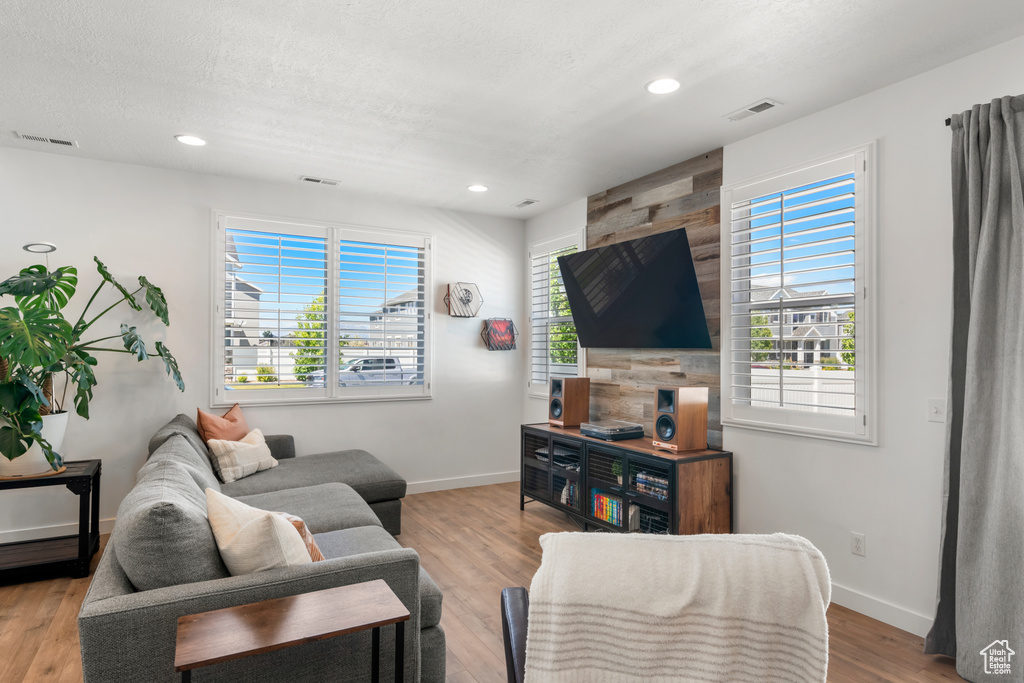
[211,211,432,407]
[719,143,877,445]
[528,230,585,398]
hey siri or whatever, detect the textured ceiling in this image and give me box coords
[2,1,1024,218]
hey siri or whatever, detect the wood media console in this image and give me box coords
[520,423,732,535]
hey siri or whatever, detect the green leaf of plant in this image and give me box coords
[68,349,98,420]
[11,367,49,409]
[43,438,62,469]
[0,306,72,368]
[0,383,43,461]
[0,381,23,413]
[0,265,56,298]
[94,257,141,311]
[156,341,185,391]
[11,266,78,311]
[120,324,148,361]
[0,425,30,460]
[74,383,93,420]
[138,276,169,326]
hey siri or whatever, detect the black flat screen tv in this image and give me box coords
[557,228,711,349]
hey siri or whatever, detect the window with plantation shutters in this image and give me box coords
[529,233,582,395]
[720,145,876,443]
[212,212,431,406]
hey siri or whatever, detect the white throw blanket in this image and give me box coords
[525,532,831,683]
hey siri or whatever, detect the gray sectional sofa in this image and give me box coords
[78,414,445,682]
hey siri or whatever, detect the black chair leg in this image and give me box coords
[500,587,530,683]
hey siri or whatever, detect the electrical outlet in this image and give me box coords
[851,532,866,557]
[928,399,946,423]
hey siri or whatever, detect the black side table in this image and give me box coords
[0,459,101,579]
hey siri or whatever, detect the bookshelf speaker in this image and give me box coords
[549,377,591,428]
[652,386,708,452]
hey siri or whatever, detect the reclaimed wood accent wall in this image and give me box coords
[585,148,724,448]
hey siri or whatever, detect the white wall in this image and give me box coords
[0,148,525,541]
[722,35,1024,636]
[522,199,587,423]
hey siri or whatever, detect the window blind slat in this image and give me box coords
[728,170,858,416]
[530,243,579,388]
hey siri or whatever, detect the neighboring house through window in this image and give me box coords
[720,144,875,443]
[212,212,431,405]
[529,231,583,396]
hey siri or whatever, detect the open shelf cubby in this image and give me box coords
[520,424,732,535]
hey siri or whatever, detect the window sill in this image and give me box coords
[212,393,432,409]
[721,416,878,447]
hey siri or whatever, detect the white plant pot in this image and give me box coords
[0,412,69,477]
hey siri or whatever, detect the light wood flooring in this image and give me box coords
[0,481,962,682]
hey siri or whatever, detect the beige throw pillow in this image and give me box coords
[205,489,311,575]
[206,428,278,483]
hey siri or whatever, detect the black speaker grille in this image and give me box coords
[550,398,563,419]
[655,414,676,441]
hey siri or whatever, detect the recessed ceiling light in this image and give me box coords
[175,134,206,146]
[467,185,488,192]
[645,78,680,95]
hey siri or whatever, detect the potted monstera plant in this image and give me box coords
[0,257,183,477]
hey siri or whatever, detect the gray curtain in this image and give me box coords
[925,95,1024,681]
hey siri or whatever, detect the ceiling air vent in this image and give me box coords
[724,98,781,122]
[300,176,340,187]
[513,199,540,209]
[14,132,79,148]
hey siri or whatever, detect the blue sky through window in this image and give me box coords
[227,229,422,339]
[745,173,856,297]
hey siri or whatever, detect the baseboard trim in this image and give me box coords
[831,581,934,637]
[0,518,117,545]
[407,470,519,495]
[0,473,523,541]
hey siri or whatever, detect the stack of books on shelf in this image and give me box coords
[591,491,622,526]
[634,471,669,500]
[559,480,578,507]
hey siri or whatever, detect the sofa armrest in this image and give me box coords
[501,587,529,683]
[79,546,421,682]
[264,434,296,459]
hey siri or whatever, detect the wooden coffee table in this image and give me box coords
[175,579,411,682]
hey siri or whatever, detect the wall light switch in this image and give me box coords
[928,399,946,423]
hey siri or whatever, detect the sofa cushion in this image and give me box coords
[220,449,406,503]
[112,459,229,591]
[143,434,221,492]
[148,414,213,470]
[264,434,296,460]
[232,483,383,534]
[205,489,312,575]
[315,526,443,629]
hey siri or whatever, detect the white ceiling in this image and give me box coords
[3,1,1024,218]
